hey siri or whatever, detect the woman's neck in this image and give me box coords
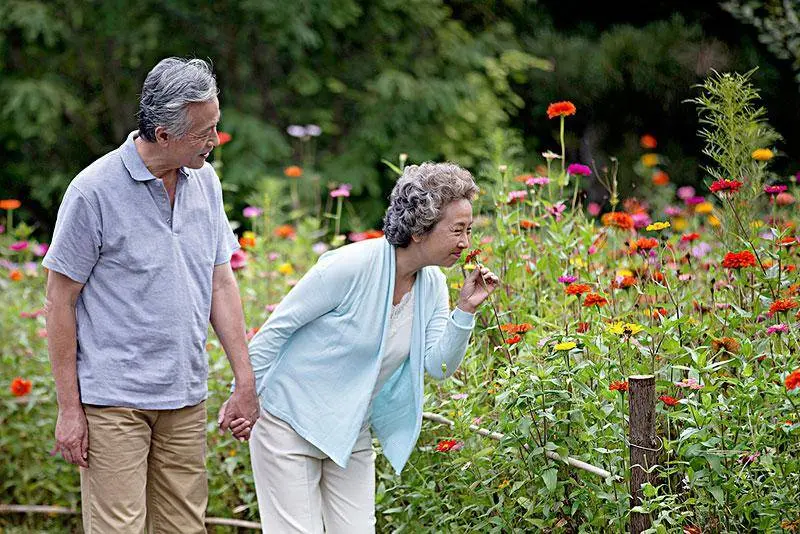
[394,245,424,284]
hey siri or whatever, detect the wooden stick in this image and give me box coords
[0,504,261,530]
[628,374,657,534]
[422,411,617,480]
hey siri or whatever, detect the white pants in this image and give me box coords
[250,408,376,533]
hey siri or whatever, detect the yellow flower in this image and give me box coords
[707,215,721,227]
[450,282,463,289]
[554,341,577,351]
[694,202,713,214]
[616,268,634,277]
[750,220,764,228]
[569,257,586,268]
[752,148,774,161]
[498,479,511,489]
[641,154,659,168]
[646,221,670,231]
[277,263,294,275]
[607,322,644,336]
[672,217,687,231]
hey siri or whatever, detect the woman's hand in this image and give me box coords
[456,265,500,313]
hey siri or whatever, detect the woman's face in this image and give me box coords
[413,198,473,267]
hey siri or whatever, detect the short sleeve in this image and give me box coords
[214,188,240,265]
[42,186,102,284]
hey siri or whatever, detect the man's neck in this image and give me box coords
[135,137,179,183]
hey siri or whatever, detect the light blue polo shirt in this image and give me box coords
[43,131,239,409]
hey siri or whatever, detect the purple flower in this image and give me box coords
[34,243,49,257]
[664,206,683,217]
[766,324,789,335]
[24,262,38,275]
[631,212,652,229]
[286,125,307,138]
[243,206,263,218]
[685,196,705,206]
[525,176,550,186]
[9,241,28,252]
[567,163,592,176]
[677,186,696,200]
[546,202,566,221]
[558,275,578,284]
[690,242,712,258]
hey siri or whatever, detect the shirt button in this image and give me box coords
[167,218,171,223]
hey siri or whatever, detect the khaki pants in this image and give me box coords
[80,401,208,534]
[250,408,376,533]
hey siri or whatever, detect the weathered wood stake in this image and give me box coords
[628,374,657,534]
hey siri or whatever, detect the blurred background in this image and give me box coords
[2,0,799,237]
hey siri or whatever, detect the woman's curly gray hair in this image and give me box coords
[383,162,478,247]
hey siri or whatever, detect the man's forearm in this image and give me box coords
[211,279,256,390]
[46,303,82,411]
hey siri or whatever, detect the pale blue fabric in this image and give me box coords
[248,237,475,473]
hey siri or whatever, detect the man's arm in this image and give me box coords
[45,270,89,467]
[210,262,260,438]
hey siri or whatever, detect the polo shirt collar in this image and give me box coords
[120,130,190,182]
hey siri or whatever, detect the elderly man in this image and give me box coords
[43,57,259,533]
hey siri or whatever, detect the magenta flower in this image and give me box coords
[567,163,591,176]
[558,275,578,284]
[331,184,352,198]
[766,324,789,335]
[587,202,601,216]
[9,241,28,252]
[685,196,705,206]
[546,202,566,221]
[525,176,550,186]
[631,212,652,229]
[230,249,248,271]
[764,184,787,195]
[34,243,49,257]
[243,206,263,218]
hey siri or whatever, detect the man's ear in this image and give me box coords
[154,126,171,147]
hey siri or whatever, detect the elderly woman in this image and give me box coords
[245,162,499,533]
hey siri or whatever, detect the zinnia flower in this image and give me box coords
[273,225,297,239]
[767,324,789,335]
[10,377,32,397]
[239,231,256,249]
[640,134,657,149]
[526,176,550,186]
[435,439,463,452]
[769,299,798,315]
[711,337,740,354]
[507,190,527,204]
[609,380,629,392]
[675,378,703,390]
[331,184,352,198]
[652,170,670,186]
[0,199,21,210]
[635,237,659,251]
[710,179,743,194]
[752,148,774,161]
[558,275,578,284]
[646,221,670,231]
[565,283,591,295]
[567,163,591,176]
[217,132,232,146]
[9,241,28,251]
[764,184,788,195]
[659,395,679,407]
[547,101,576,119]
[9,270,23,281]
[776,192,795,206]
[284,165,303,178]
[786,369,800,390]
[500,323,533,334]
[230,250,248,271]
[243,206,263,218]
[722,250,756,269]
[601,212,634,230]
[546,202,566,221]
[554,341,577,351]
[607,322,644,336]
[464,249,482,264]
[681,232,700,242]
[583,293,608,307]
[506,334,522,345]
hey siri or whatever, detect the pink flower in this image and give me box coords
[330,184,352,198]
[9,241,28,251]
[34,243,49,257]
[265,304,278,313]
[480,236,494,244]
[675,378,703,390]
[450,393,469,400]
[631,212,652,229]
[558,275,578,284]
[243,206,263,218]
[587,202,601,216]
[546,202,566,221]
[525,176,550,186]
[764,184,787,195]
[588,245,597,255]
[230,249,248,271]
[567,163,591,176]
[677,186,696,200]
[507,190,527,204]
[268,252,280,261]
[664,206,683,217]
[766,323,789,335]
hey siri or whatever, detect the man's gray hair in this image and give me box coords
[383,162,478,247]
[137,58,219,142]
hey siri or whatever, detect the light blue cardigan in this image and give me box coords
[248,237,475,473]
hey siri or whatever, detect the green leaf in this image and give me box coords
[542,468,558,492]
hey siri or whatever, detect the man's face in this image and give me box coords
[167,97,221,169]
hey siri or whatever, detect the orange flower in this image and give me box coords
[9,270,23,282]
[500,323,533,334]
[505,334,522,345]
[546,101,576,119]
[583,293,608,307]
[722,250,756,269]
[601,212,634,230]
[565,283,591,296]
[273,224,296,239]
[217,132,232,146]
[786,369,800,391]
[770,298,798,315]
[10,377,32,397]
[611,275,637,290]
[651,170,670,186]
[284,165,303,178]
[520,219,538,230]
[635,237,659,251]
[711,337,740,354]
[659,395,679,407]
[239,234,256,250]
[609,380,629,392]
[0,199,21,210]
[640,134,657,149]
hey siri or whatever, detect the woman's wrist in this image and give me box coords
[456,301,477,314]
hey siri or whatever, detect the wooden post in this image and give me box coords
[628,374,657,534]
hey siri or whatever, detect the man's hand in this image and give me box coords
[50,407,89,467]
[218,387,260,441]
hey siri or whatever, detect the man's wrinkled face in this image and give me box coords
[168,97,220,169]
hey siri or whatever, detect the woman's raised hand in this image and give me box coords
[456,265,500,313]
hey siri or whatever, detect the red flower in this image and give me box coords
[506,334,522,345]
[652,171,670,186]
[640,134,657,149]
[546,101,576,119]
[464,249,482,264]
[770,298,798,315]
[659,395,679,407]
[435,439,463,452]
[722,250,756,269]
[583,293,608,307]
[611,276,636,290]
[635,237,659,251]
[576,321,590,333]
[520,219,538,230]
[217,131,232,146]
[500,323,533,334]
[710,179,743,193]
[609,380,629,392]
[786,369,800,391]
[681,233,700,242]
[10,377,32,397]
[601,212,634,230]
[565,283,591,296]
[273,224,297,239]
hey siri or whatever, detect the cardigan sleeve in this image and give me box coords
[248,259,346,395]
[423,272,476,380]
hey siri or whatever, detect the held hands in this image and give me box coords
[457,265,500,314]
[218,386,260,441]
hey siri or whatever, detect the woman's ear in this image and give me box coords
[411,233,425,244]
